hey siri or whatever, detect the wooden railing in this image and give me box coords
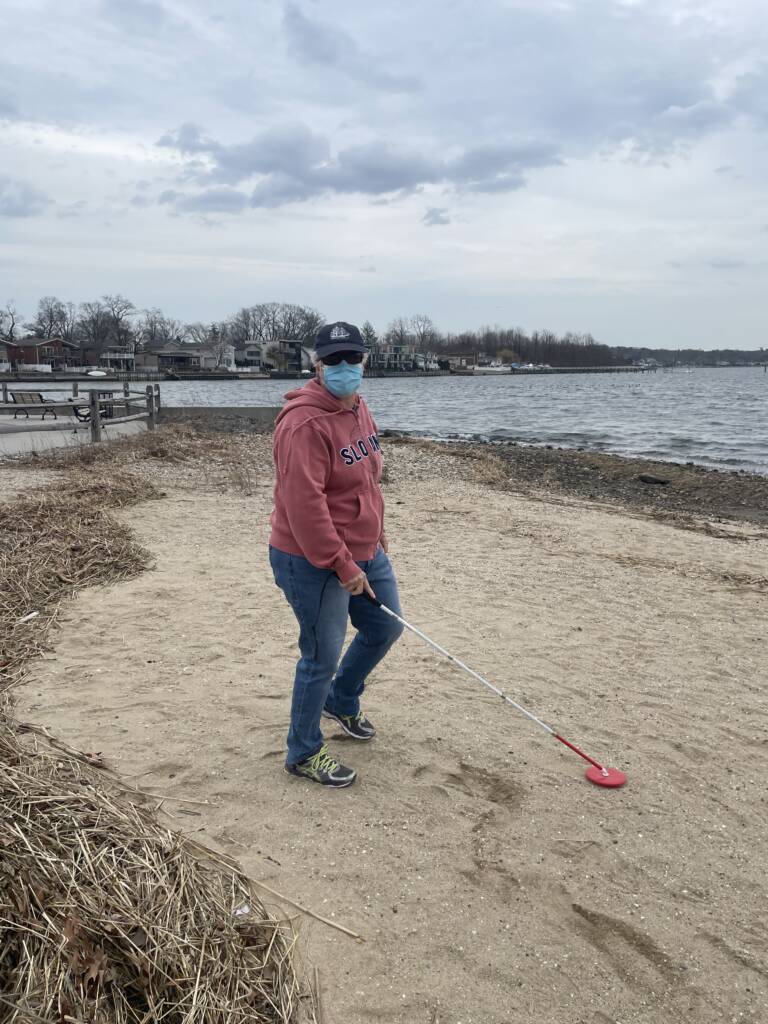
[0,383,162,441]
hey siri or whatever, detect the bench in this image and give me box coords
[10,391,58,420]
[70,391,116,422]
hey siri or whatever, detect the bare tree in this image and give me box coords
[26,296,65,338]
[385,317,412,346]
[252,303,281,345]
[276,303,307,341]
[184,321,231,365]
[58,302,79,346]
[294,305,323,343]
[137,309,186,350]
[207,324,232,367]
[77,301,112,361]
[228,307,261,346]
[1,301,21,343]
[185,322,213,346]
[233,302,323,346]
[410,313,437,351]
[102,293,136,351]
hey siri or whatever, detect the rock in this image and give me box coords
[638,473,670,485]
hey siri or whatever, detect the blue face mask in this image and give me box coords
[322,361,364,397]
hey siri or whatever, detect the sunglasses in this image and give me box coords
[321,351,365,366]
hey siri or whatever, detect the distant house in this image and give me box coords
[233,339,313,372]
[82,345,135,371]
[264,340,313,372]
[5,336,80,370]
[234,343,265,370]
[370,342,415,371]
[136,341,236,372]
[446,353,477,369]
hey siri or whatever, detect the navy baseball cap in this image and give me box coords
[314,321,367,358]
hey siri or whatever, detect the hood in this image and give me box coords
[275,376,347,427]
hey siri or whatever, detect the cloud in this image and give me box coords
[100,0,168,34]
[423,207,451,227]
[169,187,250,214]
[157,122,220,155]
[313,140,439,195]
[730,63,768,125]
[0,176,50,217]
[215,124,330,184]
[157,122,563,211]
[282,3,421,93]
[57,200,88,219]
[708,258,747,269]
[0,91,18,118]
[653,99,732,139]
[249,173,316,208]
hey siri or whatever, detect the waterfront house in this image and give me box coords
[5,336,80,371]
[234,343,267,371]
[446,354,477,369]
[136,341,236,372]
[83,344,136,372]
[264,340,313,373]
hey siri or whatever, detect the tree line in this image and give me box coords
[0,296,324,367]
[5,295,760,368]
[1,295,628,368]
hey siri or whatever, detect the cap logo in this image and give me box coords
[330,324,350,340]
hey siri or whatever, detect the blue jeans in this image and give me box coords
[269,546,404,765]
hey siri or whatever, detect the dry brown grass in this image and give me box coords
[0,466,314,1023]
[19,426,231,471]
[0,471,159,691]
[0,728,306,1023]
[16,426,266,497]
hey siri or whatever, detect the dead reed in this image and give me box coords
[17,425,265,497]
[0,471,158,692]
[0,729,306,1023]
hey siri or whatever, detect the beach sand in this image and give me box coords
[13,435,768,1024]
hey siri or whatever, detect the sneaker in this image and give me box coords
[284,745,357,788]
[322,707,376,741]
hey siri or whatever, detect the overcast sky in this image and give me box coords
[1,0,766,349]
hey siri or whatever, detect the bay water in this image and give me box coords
[77,366,766,473]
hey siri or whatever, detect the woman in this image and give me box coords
[269,321,404,788]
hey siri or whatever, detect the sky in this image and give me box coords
[1,0,767,349]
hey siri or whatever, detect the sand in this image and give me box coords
[13,437,768,1024]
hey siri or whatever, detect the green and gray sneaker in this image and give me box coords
[322,707,376,741]
[284,745,357,788]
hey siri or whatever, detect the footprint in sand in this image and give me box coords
[412,760,525,896]
[571,902,678,991]
[412,760,524,810]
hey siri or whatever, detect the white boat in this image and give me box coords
[473,362,511,375]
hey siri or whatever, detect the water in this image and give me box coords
[88,367,768,473]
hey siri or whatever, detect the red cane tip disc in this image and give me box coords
[585,765,627,788]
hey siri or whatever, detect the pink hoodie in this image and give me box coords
[269,378,384,583]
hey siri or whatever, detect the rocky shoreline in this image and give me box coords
[385,433,768,528]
